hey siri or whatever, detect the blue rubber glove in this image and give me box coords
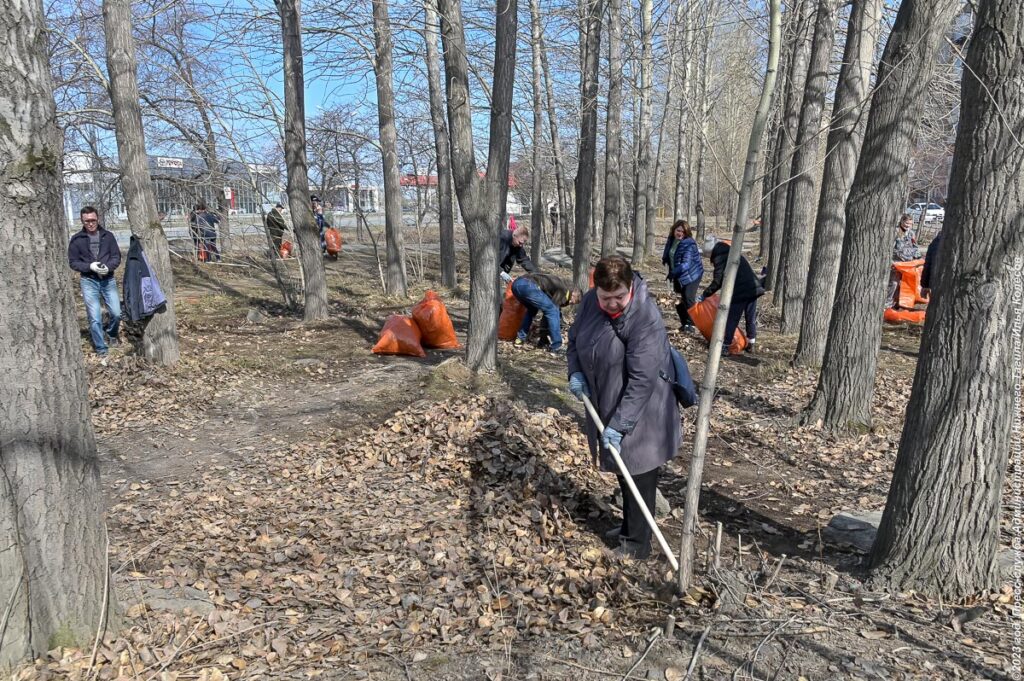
[601,427,623,452]
[695,294,704,303]
[568,372,591,400]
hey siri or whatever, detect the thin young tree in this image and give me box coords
[530,0,546,264]
[672,0,694,221]
[630,0,653,263]
[423,0,456,288]
[778,0,839,333]
[438,0,517,371]
[0,0,112,667]
[574,0,604,290]
[870,0,1024,597]
[540,32,571,255]
[275,0,329,322]
[793,0,882,366]
[601,0,624,256]
[104,0,180,365]
[372,0,408,297]
[806,0,961,429]
[679,0,782,590]
[766,0,810,292]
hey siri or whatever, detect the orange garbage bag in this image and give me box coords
[892,259,925,309]
[883,308,926,325]
[412,291,461,349]
[324,227,343,256]
[687,294,747,355]
[498,282,527,341]
[588,267,595,289]
[372,315,426,357]
[279,240,293,258]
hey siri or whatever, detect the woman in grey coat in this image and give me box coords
[567,256,681,559]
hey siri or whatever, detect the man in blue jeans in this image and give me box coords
[68,206,122,356]
[511,272,581,355]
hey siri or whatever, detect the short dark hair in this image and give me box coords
[275,203,284,209]
[594,256,633,291]
[80,205,98,217]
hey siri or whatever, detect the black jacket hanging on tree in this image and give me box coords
[122,235,168,322]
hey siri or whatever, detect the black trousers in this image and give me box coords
[617,467,660,557]
[673,279,700,328]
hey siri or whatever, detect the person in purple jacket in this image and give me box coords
[68,206,122,356]
[567,256,681,560]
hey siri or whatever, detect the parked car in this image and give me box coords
[906,202,945,223]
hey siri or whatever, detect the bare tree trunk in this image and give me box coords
[870,0,1024,597]
[693,6,712,241]
[806,0,961,429]
[601,0,623,257]
[372,0,408,297]
[0,1,112,667]
[530,0,545,264]
[649,3,682,243]
[540,33,571,256]
[778,0,839,333]
[439,0,517,372]
[104,0,180,365]
[672,0,693,221]
[678,0,781,591]
[276,0,328,322]
[766,0,810,292]
[424,0,456,288]
[793,0,881,366]
[574,0,603,290]
[630,0,653,264]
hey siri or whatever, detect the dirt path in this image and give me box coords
[28,254,1011,681]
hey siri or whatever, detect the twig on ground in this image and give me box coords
[685,625,712,680]
[621,629,662,680]
[87,526,112,679]
[545,656,647,679]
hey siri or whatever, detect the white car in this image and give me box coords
[906,202,944,223]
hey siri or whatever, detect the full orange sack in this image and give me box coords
[498,282,527,341]
[324,227,343,256]
[372,315,426,357]
[892,259,925,309]
[412,291,461,349]
[884,308,926,325]
[687,295,747,355]
[279,240,293,258]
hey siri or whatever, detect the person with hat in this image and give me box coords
[265,203,288,256]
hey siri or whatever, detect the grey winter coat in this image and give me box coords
[567,274,681,476]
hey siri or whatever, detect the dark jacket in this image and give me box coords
[703,242,764,304]
[567,274,681,476]
[522,272,574,306]
[68,227,121,280]
[122,236,167,322]
[265,208,287,234]
[661,238,678,267]
[921,231,943,290]
[499,229,536,274]
[670,237,704,287]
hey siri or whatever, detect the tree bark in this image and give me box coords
[793,0,881,366]
[372,0,408,297]
[601,0,623,257]
[1,0,112,667]
[778,0,839,333]
[439,0,516,372]
[539,33,571,256]
[678,0,781,590]
[649,3,682,243]
[870,0,1024,597]
[574,0,603,289]
[806,0,961,430]
[529,0,545,264]
[672,0,693,221]
[423,0,456,288]
[104,0,180,365]
[766,0,810,292]
[276,0,328,322]
[693,6,712,241]
[630,0,653,264]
